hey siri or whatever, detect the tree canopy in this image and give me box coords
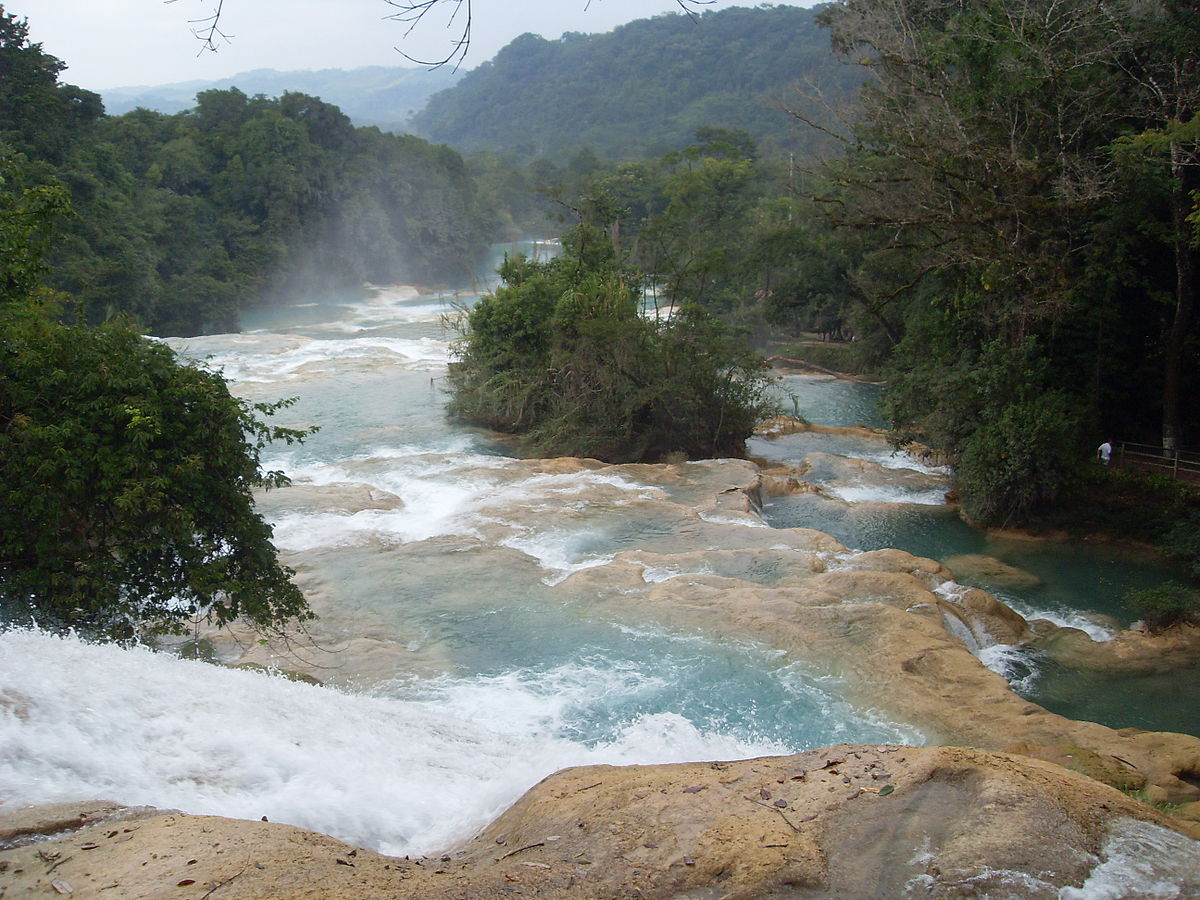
[0,14,316,641]
[448,222,776,462]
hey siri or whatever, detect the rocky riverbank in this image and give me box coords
[6,455,1200,897]
[3,745,1198,898]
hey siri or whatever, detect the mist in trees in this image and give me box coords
[0,8,492,337]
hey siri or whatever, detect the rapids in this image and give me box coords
[1,284,919,857]
[1,278,1194,868]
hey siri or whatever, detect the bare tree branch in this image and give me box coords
[165,0,232,56]
[171,1,718,69]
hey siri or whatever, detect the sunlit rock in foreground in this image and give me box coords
[3,746,1197,898]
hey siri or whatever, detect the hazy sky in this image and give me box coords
[20,1,815,90]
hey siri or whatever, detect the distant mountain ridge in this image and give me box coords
[100,65,462,131]
[410,4,860,161]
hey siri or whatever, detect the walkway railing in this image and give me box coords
[1116,442,1200,483]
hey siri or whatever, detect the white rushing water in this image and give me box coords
[0,284,919,856]
[4,283,1198,888]
[0,628,795,857]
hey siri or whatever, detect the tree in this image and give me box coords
[0,317,316,642]
[0,165,314,644]
[0,7,103,162]
[1105,1,1200,452]
[186,1,719,68]
[448,223,775,462]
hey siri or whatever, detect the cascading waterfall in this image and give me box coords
[1,284,922,856]
[1,280,1195,883]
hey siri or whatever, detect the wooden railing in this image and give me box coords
[1116,442,1200,483]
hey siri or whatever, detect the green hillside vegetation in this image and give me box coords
[0,13,491,336]
[411,4,861,161]
[100,65,462,132]
[0,9,315,640]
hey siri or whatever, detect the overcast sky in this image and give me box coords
[20,1,814,91]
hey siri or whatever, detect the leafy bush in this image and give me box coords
[448,227,776,462]
[0,314,315,642]
[956,390,1088,525]
[1164,511,1200,578]
[1122,582,1200,632]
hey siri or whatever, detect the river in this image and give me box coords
[0,274,1193,860]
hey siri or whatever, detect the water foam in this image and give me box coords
[827,482,949,506]
[0,630,797,857]
[178,335,451,383]
[1059,818,1200,899]
[932,581,1045,690]
[1000,597,1117,643]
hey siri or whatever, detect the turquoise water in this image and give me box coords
[754,374,1198,737]
[771,373,886,429]
[180,288,924,760]
[4,285,936,858]
[760,493,1179,627]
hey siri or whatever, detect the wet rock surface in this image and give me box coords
[7,459,1200,896]
[2,748,1196,898]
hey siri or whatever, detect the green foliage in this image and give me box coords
[1164,510,1200,578]
[0,9,493,337]
[413,5,861,162]
[0,313,315,642]
[1122,786,1182,815]
[955,390,1087,524]
[0,8,103,163]
[448,227,776,462]
[0,170,71,304]
[806,0,1200,521]
[1121,582,1200,632]
[885,336,1088,524]
[0,123,314,644]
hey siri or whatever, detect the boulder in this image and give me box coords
[3,747,1196,898]
[944,553,1042,590]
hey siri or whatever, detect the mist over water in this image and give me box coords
[1,285,921,856]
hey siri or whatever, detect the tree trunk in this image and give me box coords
[1163,141,1198,452]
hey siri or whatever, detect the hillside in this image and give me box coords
[100,65,461,131]
[410,4,861,161]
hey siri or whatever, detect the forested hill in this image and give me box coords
[410,4,859,161]
[100,66,461,132]
[0,7,491,337]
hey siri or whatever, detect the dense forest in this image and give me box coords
[459,1,1199,530]
[0,13,490,336]
[100,65,461,132]
[411,3,861,162]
